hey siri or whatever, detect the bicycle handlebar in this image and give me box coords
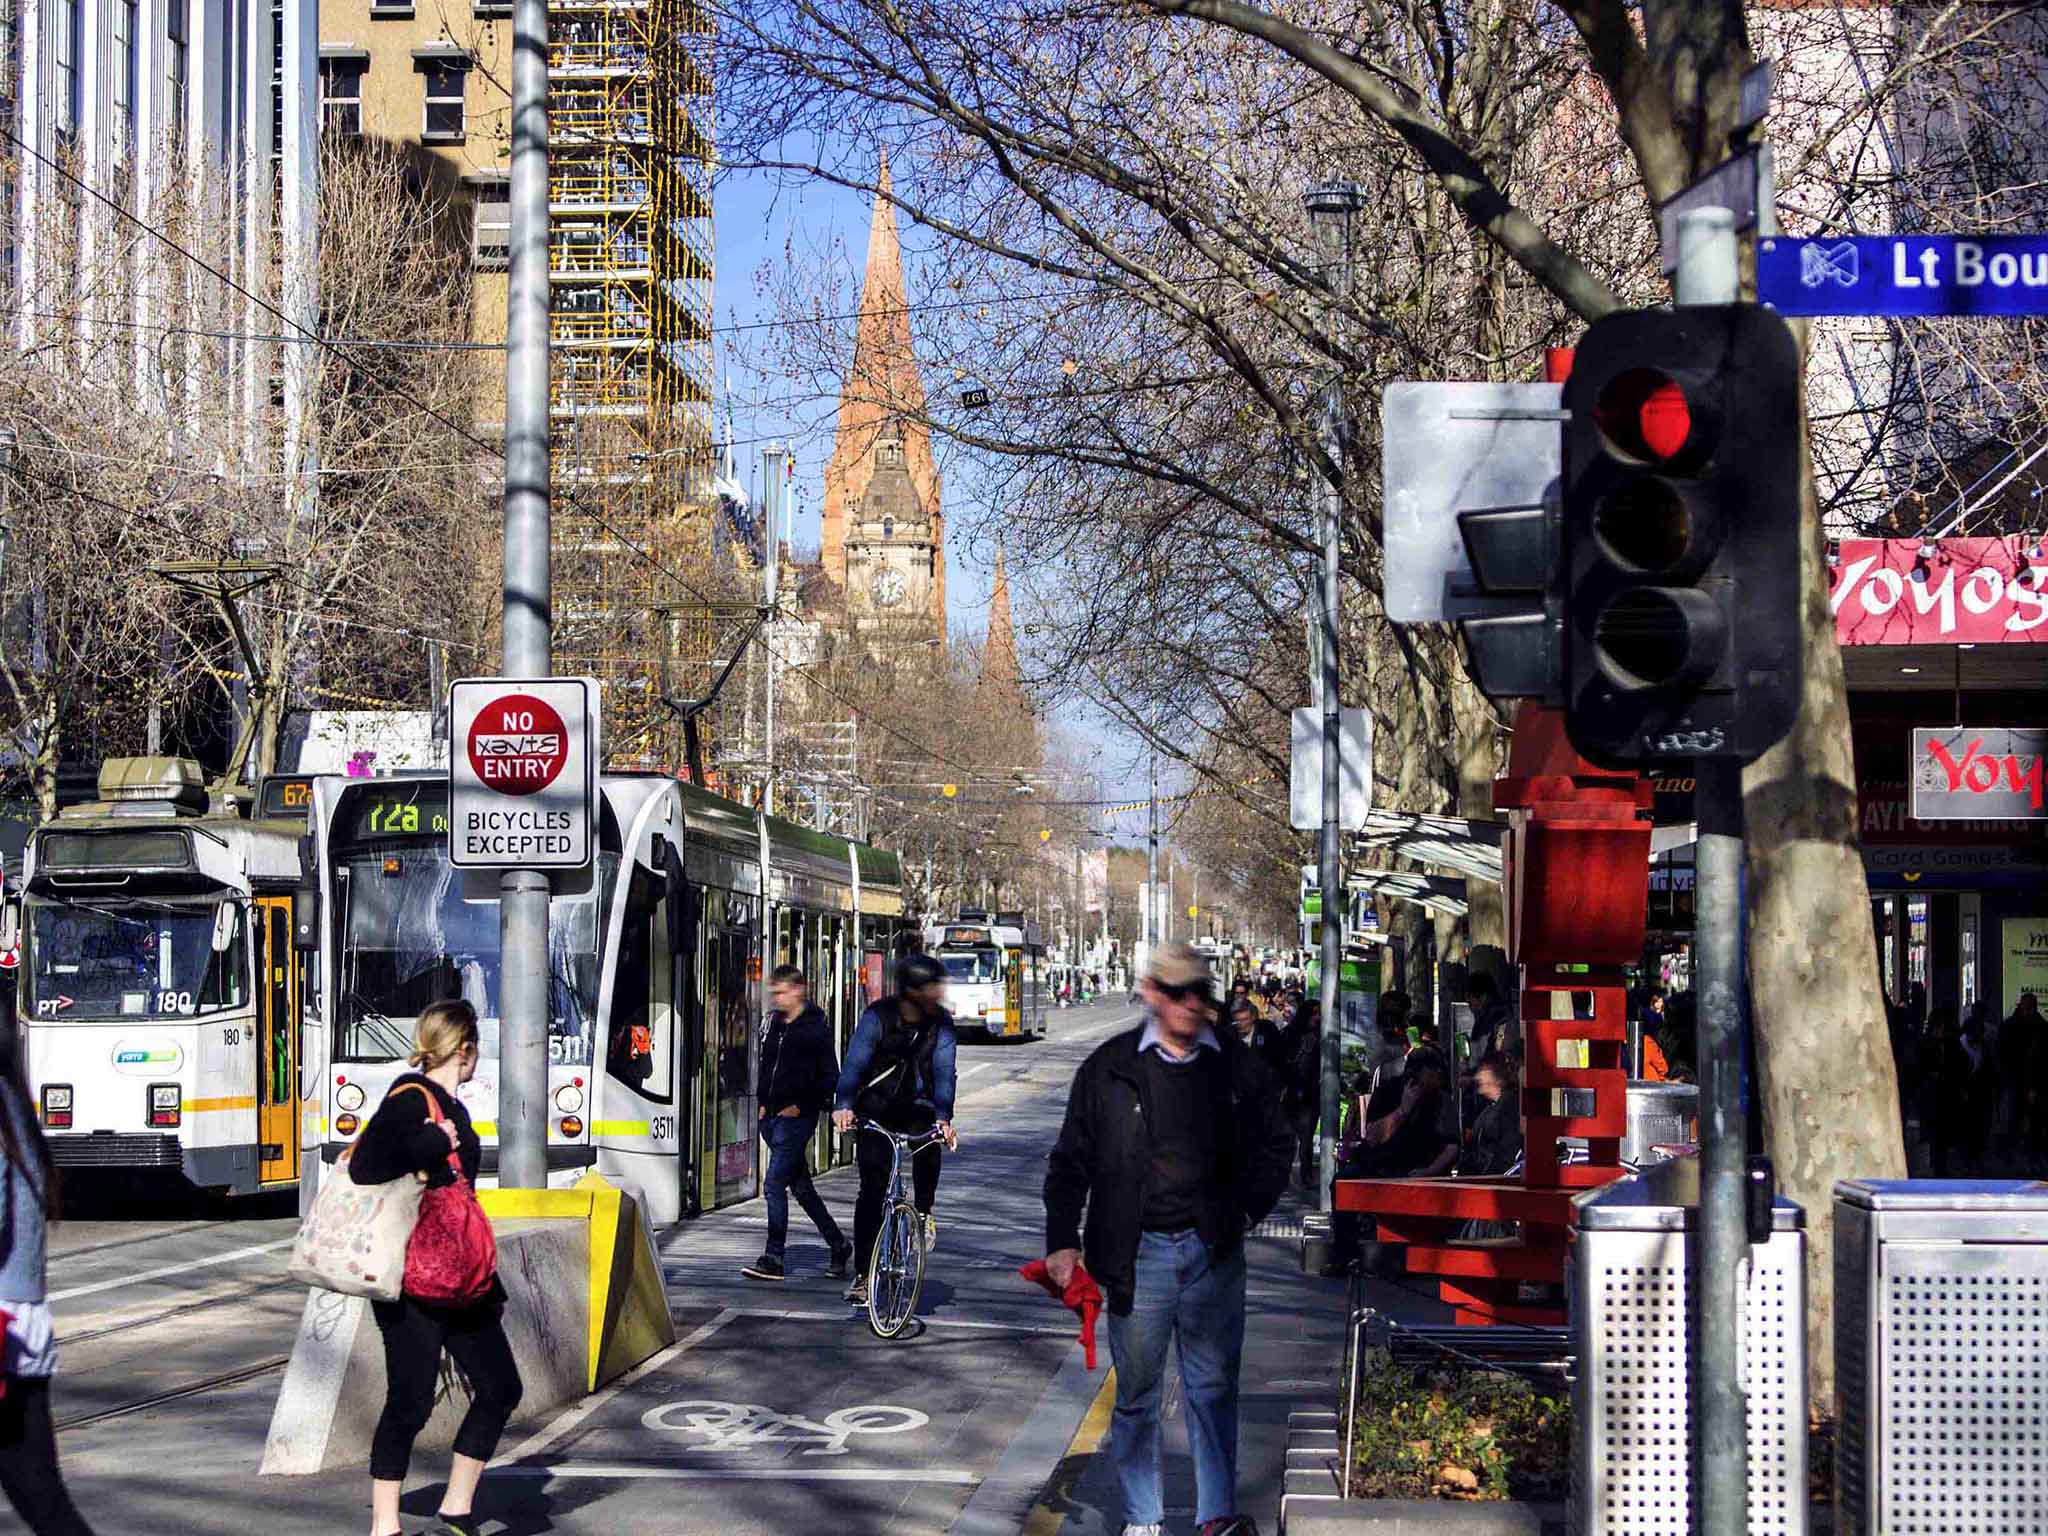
[854,1118,950,1149]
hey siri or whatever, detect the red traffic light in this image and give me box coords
[1594,369,1695,463]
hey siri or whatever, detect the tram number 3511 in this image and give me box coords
[650,1116,675,1141]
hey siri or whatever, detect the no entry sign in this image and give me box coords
[448,677,599,869]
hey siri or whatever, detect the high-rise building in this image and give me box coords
[319,0,716,763]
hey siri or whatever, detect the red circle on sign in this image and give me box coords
[467,693,569,797]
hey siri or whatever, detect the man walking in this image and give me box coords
[1043,942,1295,1536]
[743,965,853,1283]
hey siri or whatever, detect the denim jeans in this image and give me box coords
[760,1112,844,1260]
[1105,1228,1247,1527]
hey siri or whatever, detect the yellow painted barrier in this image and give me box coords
[478,1172,676,1391]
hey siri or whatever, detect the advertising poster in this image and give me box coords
[2006,917,2048,1017]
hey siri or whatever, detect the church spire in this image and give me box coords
[820,150,946,634]
[980,545,1024,702]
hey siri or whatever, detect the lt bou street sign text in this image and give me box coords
[1759,235,2048,316]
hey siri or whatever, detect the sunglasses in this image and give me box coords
[1153,980,1204,1001]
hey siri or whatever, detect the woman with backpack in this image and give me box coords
[0,1047,96,1534]
[831,953,958,1307]
[348,1000,521,1536]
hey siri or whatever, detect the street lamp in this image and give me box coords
[1299,180,1365,1218]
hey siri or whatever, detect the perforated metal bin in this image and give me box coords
[1834,1179,2048,1536]
[1569,1157,1807,1536]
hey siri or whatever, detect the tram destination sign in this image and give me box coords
[1759,234,2048,317]
[448,677,600,870]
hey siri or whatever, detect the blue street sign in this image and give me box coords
[1759,235,2048,317]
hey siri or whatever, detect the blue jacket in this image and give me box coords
[835,999,957,1121]
[0,1083,50,1303]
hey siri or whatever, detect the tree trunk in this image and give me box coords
[1742,361,1905,1412]
[33,694,60,823]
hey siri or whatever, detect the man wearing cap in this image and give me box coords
[1043,941,1297,1536]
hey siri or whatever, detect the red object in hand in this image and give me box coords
[1019,1259,1103,1369]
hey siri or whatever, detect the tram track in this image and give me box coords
[58,1275,303,1348]
[54,1356,292,1434]
[47,1219,237,1267]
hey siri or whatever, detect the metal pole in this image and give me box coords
[762,445,784,817]
[497,0,551,1191]
[1145,753,1159,969]
[1678,206,1747,1536]
[1315,374,1344,1211]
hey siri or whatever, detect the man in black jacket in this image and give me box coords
[1043,942,1295,1536]
[743,965,852,1283]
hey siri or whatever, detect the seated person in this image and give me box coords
[1341,1059,1457,1178]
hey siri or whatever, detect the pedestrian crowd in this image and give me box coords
[1886,984,2044,1176]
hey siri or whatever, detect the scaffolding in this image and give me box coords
[548,0,716,769]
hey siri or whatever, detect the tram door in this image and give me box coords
[254,896,301,1184]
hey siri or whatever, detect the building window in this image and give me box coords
[320,58,365,136]
[167,0,190,143]
[472,179,509,269]
[420,60,466,141]
[113,0,138,150]
[53,0,81,140]
[370,0,415,16]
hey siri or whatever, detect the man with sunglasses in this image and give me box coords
[1043,942,1296,1536]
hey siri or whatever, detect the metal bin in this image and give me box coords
[1570,1157,1807,1536]
[1834,1179,2048,1536]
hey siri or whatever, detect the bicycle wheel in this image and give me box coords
[866,1201,927,1339]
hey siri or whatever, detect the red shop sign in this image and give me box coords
[1831,536,2047,645]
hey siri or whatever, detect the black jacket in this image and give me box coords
[348,1073,479,1190]
[1044,1025,1297,1316]
[758,1003,839,1117]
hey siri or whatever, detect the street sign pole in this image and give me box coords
[501,0,552,1192]
[1316,376,1344,1213]
[1676,206,1750,1536]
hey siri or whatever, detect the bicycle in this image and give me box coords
[855,1119,948,1339]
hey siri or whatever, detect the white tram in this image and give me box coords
[301,771,910,1225]
[18,759,312,1193]
[922,912,1048,1041]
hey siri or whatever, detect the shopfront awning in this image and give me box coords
[1348,810,1504,886]
[1347,869,1471,918]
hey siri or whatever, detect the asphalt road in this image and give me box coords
[42,998,1359,1535]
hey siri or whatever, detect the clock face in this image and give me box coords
[873,568,907,608]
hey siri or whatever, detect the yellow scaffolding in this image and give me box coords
[548,0,716,770]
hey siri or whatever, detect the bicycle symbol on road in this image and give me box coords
[639,1399,930,1457]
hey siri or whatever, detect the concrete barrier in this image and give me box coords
[261,1173,674,1475]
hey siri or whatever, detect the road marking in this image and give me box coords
[1021,1367,1118,1536]
[494,1464,981,1483]
[640,1399,928,1453]
[959,1062,995,1079]
[499,1307,739,1465]
[47,1237,296,1304]
[727,1306,1080,1338]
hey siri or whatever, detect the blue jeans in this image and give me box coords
[1106,1229,1247,1526]
[761,1112,845,1260]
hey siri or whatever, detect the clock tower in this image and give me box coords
[841,428,940,644]
[820,153,947,642]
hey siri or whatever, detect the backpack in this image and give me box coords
[854,1001,939,1125]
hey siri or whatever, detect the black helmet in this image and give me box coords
[898,952,946,992]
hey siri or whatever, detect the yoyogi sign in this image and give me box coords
[448,677,599,870]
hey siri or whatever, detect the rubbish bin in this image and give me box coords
[1834,1179,2048,1536]
[1624,1081,1698,1166]
[1570,1157,1807,1536]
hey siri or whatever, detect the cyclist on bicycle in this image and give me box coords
[831,952,958,1306]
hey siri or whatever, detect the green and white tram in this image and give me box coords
[302,771,909,1225]
[19,759,312,1193]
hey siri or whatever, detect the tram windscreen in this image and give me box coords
[328,782,608,1065]
[940,948,1001,984]
[27,898,248,1020]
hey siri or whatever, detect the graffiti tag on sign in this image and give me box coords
[638,1400,928,1457]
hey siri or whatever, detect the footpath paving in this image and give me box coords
[48,999,1436,1535]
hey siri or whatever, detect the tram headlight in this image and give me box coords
[334,1112,361,1137]
[558,1115,584,1139]
[335,1083,365,1112]
[148,1084,181,1128]
[554,1085,584,1113]
[40,1084,73,1129]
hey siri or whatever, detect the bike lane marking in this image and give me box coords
[497,1306,739,1465]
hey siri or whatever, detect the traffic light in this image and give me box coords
[1559,304,1802,765]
